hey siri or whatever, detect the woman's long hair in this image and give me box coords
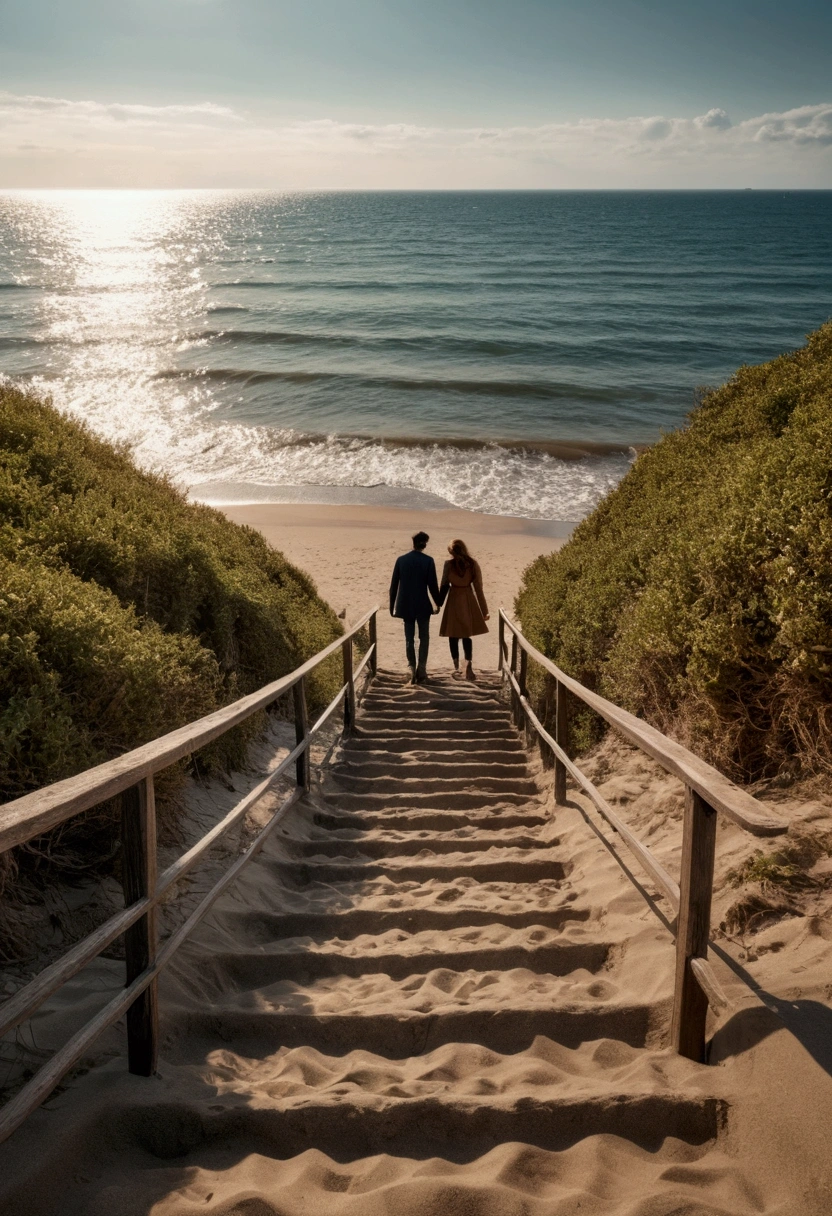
[449,538,474,578]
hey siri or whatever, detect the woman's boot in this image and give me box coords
[465,660,476,681]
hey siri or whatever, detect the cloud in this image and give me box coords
[694,108,732,130]
[752,103,832,145]
[640,118,673,140]
[0,92,238,127]
[0,91,829,187]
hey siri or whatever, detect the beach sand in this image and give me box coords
[219,503,568,672]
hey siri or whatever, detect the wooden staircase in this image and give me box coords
[0,610,810,1215]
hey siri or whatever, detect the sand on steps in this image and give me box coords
[1,671,832,1215]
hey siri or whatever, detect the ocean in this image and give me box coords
[1,189,831,521]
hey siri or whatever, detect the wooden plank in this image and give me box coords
[499,611,784,837]
[518,648,528,695]
[506,670,680,912]
[0,606,380,853]
[0,899,149,1038]
[120,777,158,1077]
[538,672,556,770]
[671,787,718,1061]
[555,680,569,806]
[508,633,519,723]
[354,644,375,682]
[518,648,529,738]
[690,956,731,1016]
[0,680,349,1040]
[342,637,356,732]
[293,677,311,791]
[0,786,301,1147]
[368,612,378,676]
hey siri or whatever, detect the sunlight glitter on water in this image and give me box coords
[2,189,830,519]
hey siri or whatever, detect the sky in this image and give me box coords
[0,0,830,188]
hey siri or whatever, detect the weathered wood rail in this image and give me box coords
[0,607,380,1144]
[498,609,785,1063]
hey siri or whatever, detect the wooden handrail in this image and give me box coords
[505,668,681,913]
[499,611,783,838]
[0,606,378,854]
[0,606,380,1144]
[0,785,303,1144]
[499,608,781,1064]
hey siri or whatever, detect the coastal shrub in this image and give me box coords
[0,387,341,891]
[516,321,832,781]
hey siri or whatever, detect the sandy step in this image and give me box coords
[359,712,510,728]
[323,790,539,811]
[270,853,569,885]
[354,730,523,747]
[339,759,530,778]
[373,672,502,686]
[116,1091,723,1163]
[330,773,540,795]
[361,706,506,721]
[174,1002,656,1059]
[222,902,589,941]
[340,729,523,749]
[361,700,506,716]
[211,937,611,984]
[313,806,551,831]
[360,695,501,705]
[286,830,554,857]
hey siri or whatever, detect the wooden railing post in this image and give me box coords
[540,672,556,769]
[517,647,529,737]
[554,680,569,805]
[671,786,718,1061]
[342,637,356,732]
[498,615,505,672]
[368,612,378,677]
[121,776,158,1077]
[292,676,311,791]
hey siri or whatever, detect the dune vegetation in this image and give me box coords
[0,387,342,890]
[517,321,832,782]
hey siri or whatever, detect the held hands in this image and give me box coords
[484,613,490,621]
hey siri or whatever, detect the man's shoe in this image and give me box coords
[416,666,428,683]
[408,665,417,684]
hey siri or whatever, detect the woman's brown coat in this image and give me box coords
[439,559,489,638]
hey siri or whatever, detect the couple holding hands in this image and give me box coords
[389,530,489,684]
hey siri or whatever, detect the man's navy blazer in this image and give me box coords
[389,549,441,620]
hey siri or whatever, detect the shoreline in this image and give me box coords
[219,502,568,670]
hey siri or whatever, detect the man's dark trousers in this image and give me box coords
[403,616,431,671]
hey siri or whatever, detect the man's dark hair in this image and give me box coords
[412,531,429,550]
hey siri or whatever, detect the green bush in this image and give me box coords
[516,321,832,780]
[0,387,342,867]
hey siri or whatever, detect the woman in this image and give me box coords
[439,539,489,680]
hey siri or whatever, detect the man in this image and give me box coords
[389,530,442,684]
